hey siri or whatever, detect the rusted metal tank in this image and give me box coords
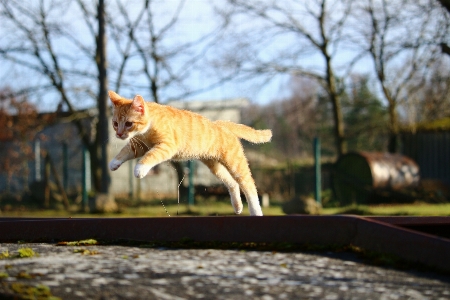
[333,152,420,205]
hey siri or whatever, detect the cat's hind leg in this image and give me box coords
[220,148,263,216]
[201,159,243,214]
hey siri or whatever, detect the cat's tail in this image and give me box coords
[215,121,272,144]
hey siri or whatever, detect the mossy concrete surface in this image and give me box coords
[0,243,449,299]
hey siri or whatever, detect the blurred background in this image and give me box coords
[0,0,449,216]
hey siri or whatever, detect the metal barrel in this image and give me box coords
[333,152,420,205]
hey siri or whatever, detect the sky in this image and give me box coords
[0,0,395,111]
[154,0,374,104]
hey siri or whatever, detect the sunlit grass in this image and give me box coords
[1,201,449,218]
[322,203,450,216]
[120,202,285,217]
[0,200,284,218]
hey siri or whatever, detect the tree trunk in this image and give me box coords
[88,144,100,192]
[325,56,346,156]
[96,0,111,194]
[381,84,399,153]
[387,100,399,153]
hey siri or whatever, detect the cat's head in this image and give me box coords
[108,91,150,140]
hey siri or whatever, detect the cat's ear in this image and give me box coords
[108,90,122,106]
[131,95,145,114]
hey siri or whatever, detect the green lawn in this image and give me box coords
[1,202,449,217]
[0,200,284,218]
[321,203,450,216]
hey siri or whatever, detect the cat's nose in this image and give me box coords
[117,132,123,137]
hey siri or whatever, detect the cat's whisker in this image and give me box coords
[160,199,170,217]
[155,189,170,216]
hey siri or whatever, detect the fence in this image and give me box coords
[402,131,450,186]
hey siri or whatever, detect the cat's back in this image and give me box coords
[147,102,230,155]
[148,102,214,128]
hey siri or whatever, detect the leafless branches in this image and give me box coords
[0,0,113,192]
[219,0,355,155]
[107,0,231,103]
[350,0,449,151]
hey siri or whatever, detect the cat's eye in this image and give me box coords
[113,121,118,127]
[125,121,133,127]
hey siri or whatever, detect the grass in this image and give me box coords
[322,203,450,216]
[0,201,285,218]
[0,199,449,217]
[121,201,286,217]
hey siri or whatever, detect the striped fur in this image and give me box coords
[108,91,272,216]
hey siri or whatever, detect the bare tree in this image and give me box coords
[244,74,388,158]
[0,0,112,199]
[107,0,230,101]
[351,0,449,152]
[217,0,355,156]
[406,57,450,125]
[243,77,324,159]
[96,0,110,194]
[437,0,450,56]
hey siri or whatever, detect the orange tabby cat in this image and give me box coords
[108,91,272,216]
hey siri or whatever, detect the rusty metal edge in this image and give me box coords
[367,216,450,225]
[0,216,357,245]
[350,216,450,272]
[0,215,449,272]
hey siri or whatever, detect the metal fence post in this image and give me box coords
[82,146,91,211]
[314,137,322,205]
[34,138,41,182]
[63,142,68,190]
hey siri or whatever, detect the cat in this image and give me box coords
[108,91,272,216]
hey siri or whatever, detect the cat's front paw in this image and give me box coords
[134,163,152,178]
[109,159,123,171]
